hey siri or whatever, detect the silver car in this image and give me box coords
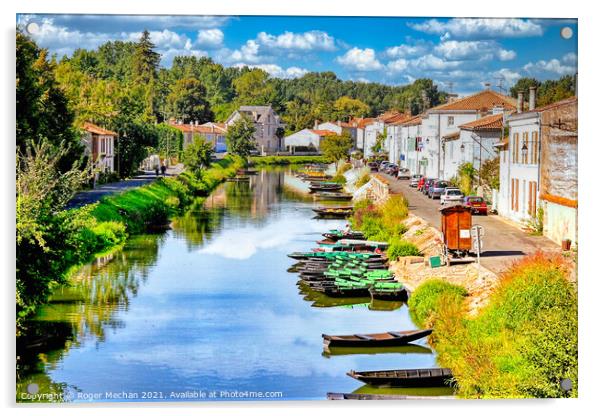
[440,187,464,205]
[409,174,423,187]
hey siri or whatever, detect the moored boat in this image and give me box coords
[315,192,353,201]
[322,329,432,349]
[312,206,353,218]
[347,367,453,388]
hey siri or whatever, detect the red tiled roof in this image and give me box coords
[168,122,226,134]
[310,129,338,136]
[459,113,505,131]
[428,90,516,112]
[528,96,577,113]
[82,122,117,136]
[400,114,424,126]
[353,117,376,128]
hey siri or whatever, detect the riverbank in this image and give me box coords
[16,156,244,326]
[248,155,327,166]
[357,171,578,398]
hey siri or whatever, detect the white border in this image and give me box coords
[2,1,600,415]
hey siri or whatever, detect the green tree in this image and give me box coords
[182,134,214,176]
[167,78,214,123]
[16,32,82,170]
[321,133,353,167]
[510,77,540,99]
[371,128,387,155]
[133,30,160,83]
[226,115,256,157]
[479,157,500,190]
[333,96,370,120]
[233,68,277,105]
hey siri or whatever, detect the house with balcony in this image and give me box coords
[81,122,118,173]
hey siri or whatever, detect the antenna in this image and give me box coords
[445,81,454,94]
[494,77,507,94]
[484,82,492,90]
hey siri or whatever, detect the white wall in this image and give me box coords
[363,121,385,158]
[317,122,343,135]
[284,129,321,149]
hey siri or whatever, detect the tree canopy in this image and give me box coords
[167,78,214,124]
[321,133,353,166]
[226,116,256,157]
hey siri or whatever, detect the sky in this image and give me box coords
[16,14,578,95]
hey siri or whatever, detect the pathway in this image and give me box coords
[378,173,560,273]
[65,164,184,209]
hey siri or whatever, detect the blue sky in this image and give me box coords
[17,14,577,94]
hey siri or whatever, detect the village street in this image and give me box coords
[378,173,560,273]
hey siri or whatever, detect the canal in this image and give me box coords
[16,167,449,402]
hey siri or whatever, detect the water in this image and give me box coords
[16,168,449,402]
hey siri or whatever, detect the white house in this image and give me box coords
[398,115,424,175]
[315,121,343,135]
[226,105,285,154]
[169,121,228,152]
[362,112,409,159]
[420,89,516,180]
[442,112,506,180]
[385,114,413,164]
[352,117,375,152]
[283,129,337,152]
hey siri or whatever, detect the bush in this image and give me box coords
[408,253,578,398]
[387,238,421,260]
[408,279,467,328]
[331,174,347,185]
[337,161,352,175]
[355,172,371,188]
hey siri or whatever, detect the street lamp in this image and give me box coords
[521,142,528,161]
[425,138,430,145]
[460,143,465,152]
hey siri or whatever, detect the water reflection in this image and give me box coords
[16,168,441,402]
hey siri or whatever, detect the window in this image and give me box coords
[447,116,454,126]
[528,181,537,216]
[100,137,106,153]
[531,131,539,165]
[511,178,520,212]
[512,133,519,163]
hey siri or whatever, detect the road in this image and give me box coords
[379,173,560,273]
[65,165,184,209]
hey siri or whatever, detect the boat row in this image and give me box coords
[312,206,353,218]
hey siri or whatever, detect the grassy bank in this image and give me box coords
[248,155,327,166]
[351,196,420,260]
[17,156,244,325]
[407,253,577,398]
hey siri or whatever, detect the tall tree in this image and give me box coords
[133,30,160,83]
[233,68,277,105]
[332,96,370,120]
[182,134,215,176]
[16,32,82,170]
[226,115,256,157]
[167,78,214,123]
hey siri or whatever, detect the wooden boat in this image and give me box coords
[323,230,365,241]
[309,183,343,192]
[312,206,353,218]
[323,329,432,349]
[347,368,453,388]
[315,192,353,201]
[369,284,409,302]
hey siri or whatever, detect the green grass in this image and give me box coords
[351,195,412,248]
[248,155,327,166]
[407,253,578,398]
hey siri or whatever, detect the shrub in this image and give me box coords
[331,174,347,184]
[408,279,467,328]
[337,161,352,175]
[355,172,371,188]
[387,238,421,260]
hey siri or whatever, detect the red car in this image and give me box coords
[463,196,488,215]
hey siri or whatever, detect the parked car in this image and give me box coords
[385,163,398,175]
[463,196,488,215]
[410,174,423,187]
[368,162,379,172]
[422,178,436,195]
[397,168,411,180]
[428,180,450,199]
[378,161,389,171]
[440,187,464,205]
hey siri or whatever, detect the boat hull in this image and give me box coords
[347,368,453,388]
[323,329,432,349]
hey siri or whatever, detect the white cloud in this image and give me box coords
[408,54,462,70]
[387,58,409,72]
[195,29,224,48]
[523,54,577,76]
[410,18,543,38]
[336,47,383,71]
[384,43,426,58]
[227,40,262,64]
[256,30,336,51]
[234,63,308,79]
[493,68,522,86]
[434,40,516,61]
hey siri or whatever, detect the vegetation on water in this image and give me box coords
[351,196,417,257]
[248,155,327,166]
[408,253,578,398]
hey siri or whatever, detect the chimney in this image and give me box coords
[517,91,524,113]
[314,120,319,129]
[528,86,537,111]
[195,120,199,126]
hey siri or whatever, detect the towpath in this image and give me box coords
[378,173,560,273]
[65,164,184,209]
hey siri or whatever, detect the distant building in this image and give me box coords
[283,129,338,153]
[226,105,285,154]
[81,122,118,173]
[350,117,376,152]
[168,121,228,152]
[398,115,424,174]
